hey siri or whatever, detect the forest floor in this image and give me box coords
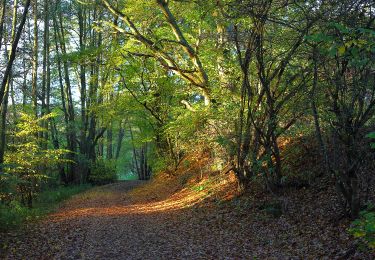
[1,163,374,259]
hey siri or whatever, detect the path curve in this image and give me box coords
[3,181,369,259]
[2,181,254,259]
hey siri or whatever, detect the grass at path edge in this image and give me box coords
[0,184,92,232]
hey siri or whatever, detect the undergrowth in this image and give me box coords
[89,159,117,185]
[349,204,375,251]
[0,184,91,232]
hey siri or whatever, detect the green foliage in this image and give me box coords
[0,185,90,231]
[349,206,375,250]
[0,201,28,230]
[150,156,172,175]
[35,184,91,205]
[6,113,69,173]
[308,23,375,67]
[192,184,206,192]
[89,159,117,185]
[367,132,375,149]
[183,160,191,168]
[3,113,69,206]
[0,173,18,204]
[191,178,212,193]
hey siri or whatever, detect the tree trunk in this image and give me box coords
[31,0,38,117]
[0,0,6,49]
[115,121,125,159]
[53,1,77,183]
[0,0,31,172]
[41,0,50,145]
[78,4,87,160]
[107,121,113,159]
[0,0,31,107]
[311,46,329,176]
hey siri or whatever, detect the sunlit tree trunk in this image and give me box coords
[0,0,6,49]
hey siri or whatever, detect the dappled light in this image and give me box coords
[51,191,210,219]
[1,0,374,258]
[51,173,238,221]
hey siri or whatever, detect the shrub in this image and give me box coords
[0,173,18,205]
[4,113,69,207]
[89,159,117,185]
[35,185,91,205]
[0,184,90,231]
[150,156,171,175]
[0,201,28,231]
[368,132,375,149]
[349,206,375,250]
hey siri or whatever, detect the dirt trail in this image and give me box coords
[1,181,253,259]
[2,180,373,259]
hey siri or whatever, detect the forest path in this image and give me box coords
[1,181,257,259]
[2,180,370,259]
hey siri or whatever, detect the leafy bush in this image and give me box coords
[0,185,90,231]
[150,156,172,175]
[89,159,117,185]
[0,173,18,205]
[349,207,375,250]
[367,132,375,149]
[0,201,28,230]
[4,113,69,207]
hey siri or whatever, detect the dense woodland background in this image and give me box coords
[0,0,374,256]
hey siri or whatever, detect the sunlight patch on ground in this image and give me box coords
[50,189,211,220]
[50,172,238,221]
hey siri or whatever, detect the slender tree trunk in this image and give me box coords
[0,0,30,106]
[0,80,10,173]
[41,0,50,145]
[78,5,87,158]
[22,55,27,107]
[54,2,77,183]
[98,139,104,157]
[115,121,125,159]
[10,80,16,120]
[31,0,38,117]
[9,0,17,120]
[50,117,66,183]
[107,121,113,159]
[271,132,282,186]
[311,46,329,176]
[0,0,6,49]
[0,0,31,172]
[129,126,140,178]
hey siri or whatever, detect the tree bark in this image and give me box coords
[0,0,6,49]
[107,122,113,159]
[115,121,125,160]
[31,0,38,117]
[0,0,31,172]
[311,46,329,176]
[0,0,31,108]
[53,1,77,183]
[41,0,50,144]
